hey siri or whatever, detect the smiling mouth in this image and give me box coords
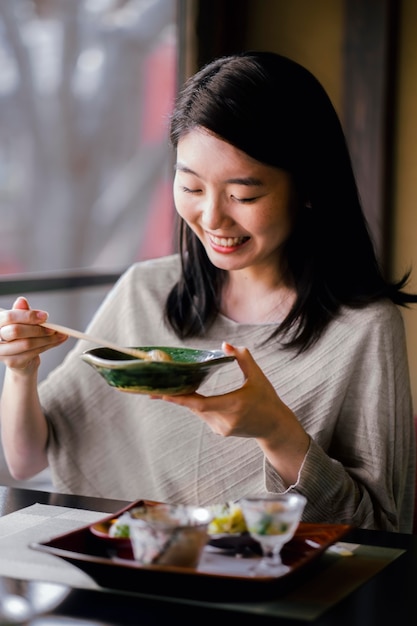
[209,235,250,247]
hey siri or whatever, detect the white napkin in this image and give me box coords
[0,503,106,588]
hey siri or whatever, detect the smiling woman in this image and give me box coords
[174,130,295,284]
[172,129,299,326]
[0,51,415,535]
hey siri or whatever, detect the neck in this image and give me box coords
[220,274,295,324]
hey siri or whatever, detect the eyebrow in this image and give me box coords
[175,164,263,186]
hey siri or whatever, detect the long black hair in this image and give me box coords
[165,51,416,352]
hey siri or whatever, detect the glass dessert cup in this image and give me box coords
[123,504,212,568]
[239,493,307,577]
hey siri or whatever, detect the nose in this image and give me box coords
[200,193,234,230]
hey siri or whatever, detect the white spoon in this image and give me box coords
[0,309,171,362]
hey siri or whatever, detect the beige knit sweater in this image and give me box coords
[39,254,416,532]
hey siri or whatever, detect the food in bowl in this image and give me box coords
[81,346,236,395]
[208,501,247,535]
[108,518,130,539]
[90,500,258,558]
[106,500,247,539]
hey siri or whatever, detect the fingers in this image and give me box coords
[0,299,49,331]
[160,342,283,439]
[0,298,65,369]
[221,341,261,381]
[13,296,31,311]
[0,330,67,371]
[162,343,259,411]
[11,296,49,323]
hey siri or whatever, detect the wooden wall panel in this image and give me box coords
[343,0,400,272]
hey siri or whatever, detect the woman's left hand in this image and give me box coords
[157,342,310,486]
[159,342,289,438]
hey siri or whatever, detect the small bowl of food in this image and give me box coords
[81,346,235,395]
[122,503,212,568]
[90,516,133,558]
[206,501,260,554]
[208,501,248,536]
[89,499,159,559]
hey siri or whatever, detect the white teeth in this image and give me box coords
[210,235,247,247]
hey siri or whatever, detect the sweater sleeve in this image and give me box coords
[264,302,415,533]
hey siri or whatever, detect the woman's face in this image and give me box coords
[173,128,297,275]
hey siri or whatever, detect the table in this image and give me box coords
[0,484,415,625]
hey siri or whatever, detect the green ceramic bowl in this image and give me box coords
[81,346,236,395]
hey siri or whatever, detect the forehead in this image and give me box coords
[177,129,271,176]
[176,128,292,188]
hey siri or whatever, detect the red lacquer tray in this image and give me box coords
[30,500,352,602]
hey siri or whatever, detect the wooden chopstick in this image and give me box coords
[0,308,154,361]
[40,321,156,361]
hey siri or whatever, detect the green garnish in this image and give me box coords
[112,524,130,538]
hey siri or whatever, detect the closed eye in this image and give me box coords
[231,195,259,204]
[181,186,202,194]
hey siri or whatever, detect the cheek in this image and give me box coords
[253,207,293,241]
[173,189,196,225]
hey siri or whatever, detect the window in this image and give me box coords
[0,0,178,276]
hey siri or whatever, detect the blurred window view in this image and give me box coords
[0,0,179,489]
[0,0,178,276]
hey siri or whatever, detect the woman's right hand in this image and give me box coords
[0,296,68,371]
